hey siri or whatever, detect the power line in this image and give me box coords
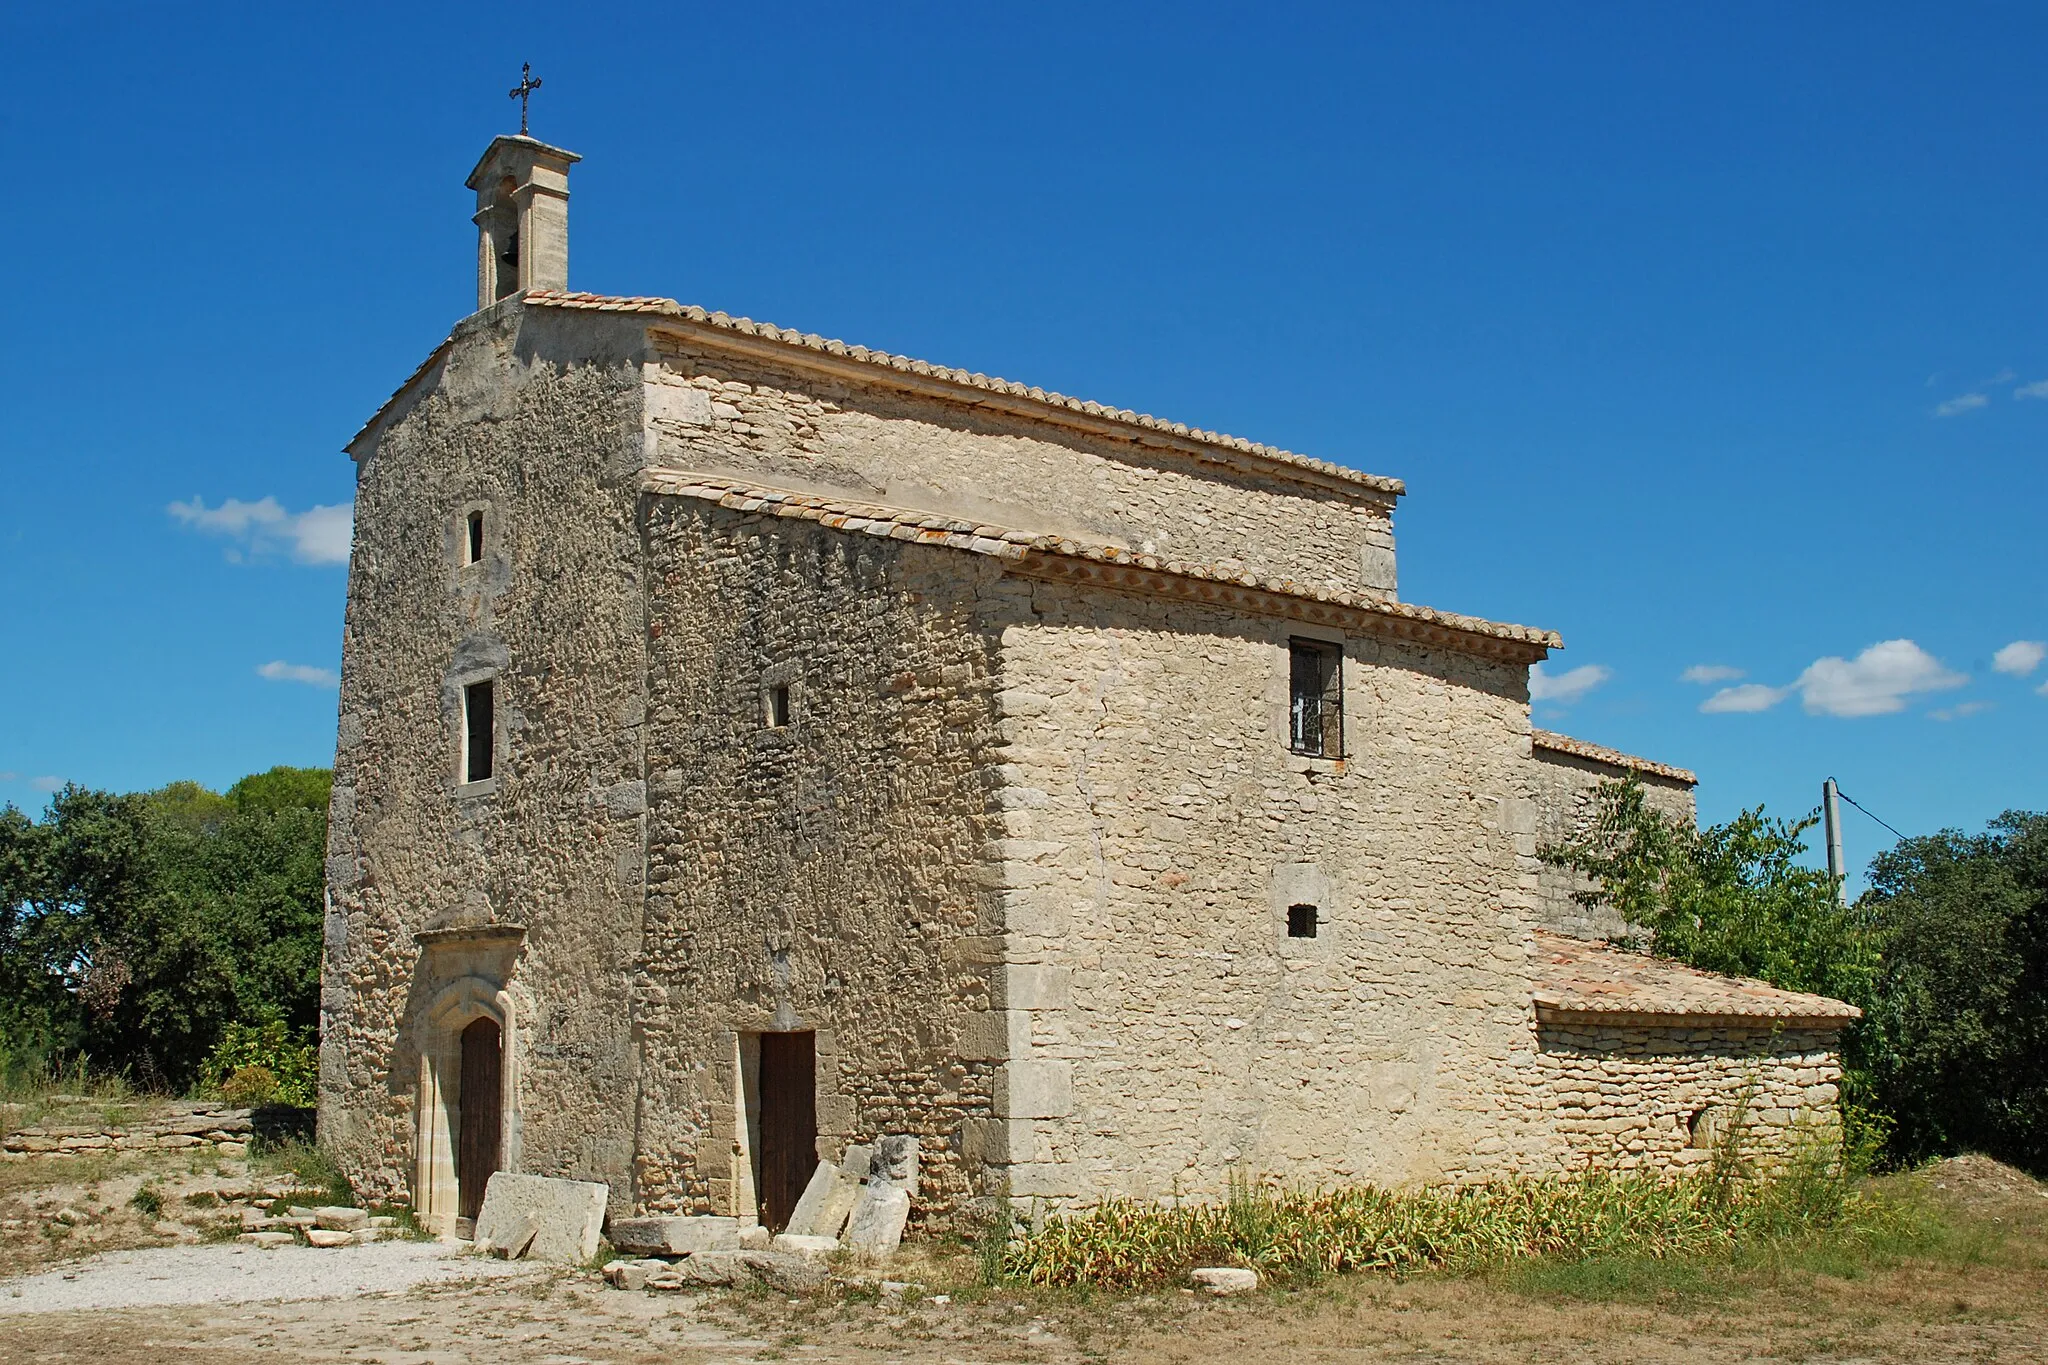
[1827,778,1909,843]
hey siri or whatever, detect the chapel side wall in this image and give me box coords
[639,338,1399,598]
[319,307,651,1211]
[1537,1022,1845,1167]
[632,501,1010,1228]
[1531,750,1697,940]
[974,585,1552,1205]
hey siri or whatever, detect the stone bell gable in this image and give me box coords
[319,131,1858,1234]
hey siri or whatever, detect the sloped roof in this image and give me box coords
[640,472,1559,664]
[525,291,1404,497]
[1532,930,1860,1028]
[1532,730,1697,786]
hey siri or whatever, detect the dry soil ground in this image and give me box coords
[3,1115,2044,1365]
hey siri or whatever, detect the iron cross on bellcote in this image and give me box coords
[509,63,542,136]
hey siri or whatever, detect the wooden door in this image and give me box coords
[458,1017,503,1221]
[756,1031,817,1231]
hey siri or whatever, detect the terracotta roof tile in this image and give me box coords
[1532,730,1697,786]
[1532,930,1859,1027]
[640,472,1560,662]
[528,291,1404,498]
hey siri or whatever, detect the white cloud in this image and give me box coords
[1697,639,1968,718]
[1681,664,1746,685]
[1930,700,1993,722]
[168,495,353,565]
[1988,368,2017,386]
[1701,683,1791,714]
[257,660,339,687]
[1,771,65,792]
[2015,379,2048,400]
[1795,639,1966,717]
[1992,640,2046,676]
[1529,663,1612,706]
[1934,393,1988,417]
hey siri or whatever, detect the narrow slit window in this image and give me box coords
[463,679,495,783]
[764,684,791,729]
[465,510,485,565]
[1287,904,1319,938]
[1288,638,1344,757]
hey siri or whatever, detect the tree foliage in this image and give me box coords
[0,767,329,1090]
[1860,812,2048,1172]
[1548,777,2048,1175]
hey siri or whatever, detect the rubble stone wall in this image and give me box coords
[640,336,1401,599]
[632,499,1009,1229]
[1530,748,1697,940]
[1535,1021,1845,1167]
[321,306,654,1215]
[972,577,1558,1205]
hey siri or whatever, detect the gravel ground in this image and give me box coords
[0,1239,543,1315]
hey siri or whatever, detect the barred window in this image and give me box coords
[1288,638,1343,758]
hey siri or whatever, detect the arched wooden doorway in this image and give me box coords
[457,1017,503,1221]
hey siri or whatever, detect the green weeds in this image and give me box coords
[1000,1132,1913,1290]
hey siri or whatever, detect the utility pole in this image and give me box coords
[1823,777,1847,905]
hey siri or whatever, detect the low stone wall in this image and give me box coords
[1,1101,287,1160]
[1535,1021,1844,1169]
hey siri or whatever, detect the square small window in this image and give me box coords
[463,679,495,783]
[1288,638,1343,758]
[465,510,485,565]
[763,684,791,729]
[1287,904,1319,938]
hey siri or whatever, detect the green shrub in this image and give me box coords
[201,1022,316,1108]
[130,1185,164,1218]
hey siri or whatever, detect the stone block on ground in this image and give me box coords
[487,1214,539,1259]
[236,1230,294,1248]
[740,1249,830,1294]
[313,1206,369,1232]
[785,1162,862,1239]
[606,1213,739,1256]
[770,1233,839,1257]
[472,1172,609,1264]
[305,1228,353,1248]
[844,1183,911,1257]
[1190,1267,1258,1295]
[869,1135,920,1197]
[737,1225,771,1249]
[677,1249,748,1286]
[604,1257,670,1290]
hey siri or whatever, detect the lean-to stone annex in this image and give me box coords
[318,132,1858,1235]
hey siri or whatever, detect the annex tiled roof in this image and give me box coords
[526,291,1405,497]
[1532,730,1697,786]
[640,472,1559,664]
[1532,930,1860,1027]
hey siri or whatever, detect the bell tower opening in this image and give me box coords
[465,134,580,312]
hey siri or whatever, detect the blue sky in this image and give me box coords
[2,3,2042,884]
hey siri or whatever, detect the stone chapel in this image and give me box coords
[318,133,1859,1235]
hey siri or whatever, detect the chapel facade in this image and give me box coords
[318,134,1857,1234]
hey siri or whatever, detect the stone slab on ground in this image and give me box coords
[844,1183,910,1257]
[602,1257,670,1291]
[770,1233,839,1256]
[0,1241,540,1315]
[786,1162,862,1239]
[305,1228,354,1248]
[869,1135,920,1197]
[313,1207,369,1232]
[606,1214,739,1256]
[473,1173,608,1265]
